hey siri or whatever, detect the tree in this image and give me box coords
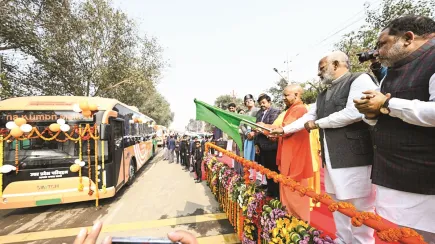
[266,78,288,109]
[301,79,324,104]
[334,0,435,73]
[266,78,324,108]
[186,119,204,132]
[214,94,244,110]
[0,0,173,125]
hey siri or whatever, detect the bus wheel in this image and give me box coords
[127,160,136,185]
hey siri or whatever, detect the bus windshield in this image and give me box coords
[1,111,105,170]
[2,123,103,170]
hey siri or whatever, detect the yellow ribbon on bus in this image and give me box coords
[78,127,84,192]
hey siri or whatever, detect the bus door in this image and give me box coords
[111,118,125,190]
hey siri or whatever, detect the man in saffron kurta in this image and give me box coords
[276,85,314,222]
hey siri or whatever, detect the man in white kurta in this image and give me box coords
[354,16,435,242]
[272,51,378,244]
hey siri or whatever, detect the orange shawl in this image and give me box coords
[276,101,314,181]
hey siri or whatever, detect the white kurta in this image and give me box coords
[283,73,378,200]
[365,73,435,233]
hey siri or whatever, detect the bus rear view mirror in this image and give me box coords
[100,124,111,141]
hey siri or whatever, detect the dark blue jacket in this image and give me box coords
[168,138,176,150]
[255,107,280,151]
[189,140,194,154]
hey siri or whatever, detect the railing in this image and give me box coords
[205,142,427,244]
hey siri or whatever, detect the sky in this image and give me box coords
[111,0,379,131]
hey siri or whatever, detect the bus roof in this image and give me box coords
[0,96,154,121]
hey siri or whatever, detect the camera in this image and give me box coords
[356,50,376,63]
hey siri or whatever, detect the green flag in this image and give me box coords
[194,99,256,150]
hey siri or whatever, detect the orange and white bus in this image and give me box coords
[0,96,156,209]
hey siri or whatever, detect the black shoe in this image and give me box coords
[195,179,202,183]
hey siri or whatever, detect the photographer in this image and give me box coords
[358,50,388,82]
[370,59,387,82]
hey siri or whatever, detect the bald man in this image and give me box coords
[274,85,314,222]
[272,51,378,244]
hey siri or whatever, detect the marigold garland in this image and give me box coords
[14,139,19,174]
[87,139,93,196]
[312,193,332,204]
[0,123,99,142]
[328,202,356,212]
[78,127,84,192]
[351,212,382,227]
[94,138,99,207]
[377,228,424,242]
[204,142,426,244]
[243,166,250,185]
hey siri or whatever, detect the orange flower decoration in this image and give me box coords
[377,228,425,242]
[203,142,427,244]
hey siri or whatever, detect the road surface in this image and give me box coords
[0,150,239,244]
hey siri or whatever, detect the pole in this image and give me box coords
[286,53,290,81]
[273,68,289,83]
[240,119,272,132]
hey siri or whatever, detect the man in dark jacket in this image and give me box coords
[168,135,176,163]
[354,16,435,241]
[188,136,196,172]
[180,136,188,169]
[254,93,281,198]
[193,140,204,183]
[175,138,180,164]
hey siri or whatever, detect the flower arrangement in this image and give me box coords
[220,167,235,189]
[260,199,287,242]
[203,154,335,244]
[228,174,241,201]
[246,191,265,219]
[243,218,258,244]
[203,142,427,244]
[268,216,335,244]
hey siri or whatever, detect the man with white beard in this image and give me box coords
[271,51,378,244]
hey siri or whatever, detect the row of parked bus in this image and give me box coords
[0,96,165,209]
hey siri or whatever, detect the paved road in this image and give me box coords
[0,150,239,244]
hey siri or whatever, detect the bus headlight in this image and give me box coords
[2,198,7,203]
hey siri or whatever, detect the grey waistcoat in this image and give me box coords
[316,72,375,169]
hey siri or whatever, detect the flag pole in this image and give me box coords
[241,119,272,132]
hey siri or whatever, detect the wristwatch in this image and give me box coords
[380,97,391,115]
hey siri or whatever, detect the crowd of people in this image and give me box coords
[74,15,434,244]
[161,133,211,183]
